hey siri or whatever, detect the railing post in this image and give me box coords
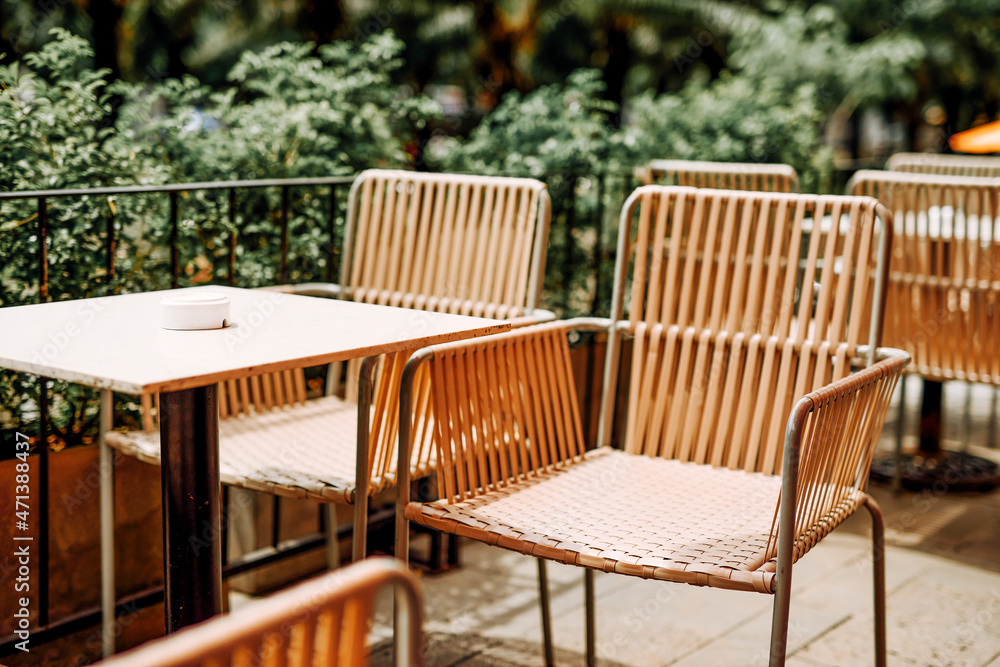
[228,188,237,286]
[327,184,338,283]
[590,172,606,317]
[37,195,50,627]
[106,197,116,287]
[563,175,578,314]
[279,185,290,284]
[169,192,179,288]
[38,197,48,303]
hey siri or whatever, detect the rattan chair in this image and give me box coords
[100,170,552,654]
[95,558,422,667]
[848,170,1000,469]
[886,152,1000,178]
[637,159,799,192]
[394,186,907,666]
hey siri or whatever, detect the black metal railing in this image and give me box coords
[0,168,638,658]
[0,176,353,658]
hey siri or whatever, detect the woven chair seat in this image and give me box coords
[106,395,385,504]
[406,447,864,594]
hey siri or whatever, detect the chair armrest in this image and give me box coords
[257,282,344,299]
[508,308,558,328]
[95,558,423,667]
[395,318,605,556]
[773,347,909,567]
[396,320,605,495]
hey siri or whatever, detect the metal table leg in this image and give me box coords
[873,378,999,492]
[159,385,222,632]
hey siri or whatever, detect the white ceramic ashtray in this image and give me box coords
[160,292,231,330]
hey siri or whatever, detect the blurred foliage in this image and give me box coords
[429,70,637,315]
[430,70,633,177]
[626,76,833,192]
[0,28,436,450]
[110,31,439,287]
[3,1,1000,449]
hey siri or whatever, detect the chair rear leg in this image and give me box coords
[324,504,341,568]
[537,559,555,667]
[768,574,792,666]
[894,376,907,494]
[863,495,888,667]
[989,386,998,450]
[585,568,596,667]
[99,389,116,658]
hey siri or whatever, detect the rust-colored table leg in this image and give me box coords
[160,385,222,633]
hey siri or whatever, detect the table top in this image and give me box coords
[0,286,510,394]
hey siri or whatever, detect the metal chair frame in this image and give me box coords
[637,159,800,193]
[99,169,552,656]
[94,558,423,667]
[394,186,905,666]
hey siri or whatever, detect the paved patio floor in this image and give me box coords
[368,377,1000,666]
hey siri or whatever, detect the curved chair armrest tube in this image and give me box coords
[256,282,345,299]
[394,317,610,561]
[776,348,909,586]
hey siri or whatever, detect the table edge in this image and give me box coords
[0,322,511,395]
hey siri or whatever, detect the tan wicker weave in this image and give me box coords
[887,152,1000,178]
[99,171,551,659]
[848,170,1000,385]
[95,558,423,667]
[637,159,799,192]
[342,169,549,319]
[105,171,551,538]
[396,186,906,666]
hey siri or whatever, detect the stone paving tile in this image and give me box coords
[367,379,1000,666]
[668,603,846,667]
[498,576,774,665]
[387,532,1000,666]
[795,559,1000,667]
[784,656,835,667]
[372,633,632,667]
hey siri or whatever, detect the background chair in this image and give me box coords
[637,159,799,192]
[395,186,905,666]
[100,169,551,654]
[95,558,423,667]
[848,169,1000,485]
[886,152,1000,178]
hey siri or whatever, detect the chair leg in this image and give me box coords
[768,571,793,667]
[537,559,555,667]
[584,568,596,667]
[324,504,341,569]
[863,495,888,667]
[99,389,116,658]
[963,382,973,453]
[989,386,998,450]
[894,375,907,494]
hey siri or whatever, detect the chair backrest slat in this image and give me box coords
[339,170,550,486]
[95,559,423,667]
[887,152,1000,179]
[343,170,548,318]
[145,367,307,430]
[638,159,800,193]
[848,170,1000,383]
[424,323,586,503]
[609,186,889,475]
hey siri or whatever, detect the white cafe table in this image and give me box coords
[0,286,509,635]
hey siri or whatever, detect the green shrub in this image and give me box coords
[0,29,440,450]
[428,70,638,317]
[626,74,833,193]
